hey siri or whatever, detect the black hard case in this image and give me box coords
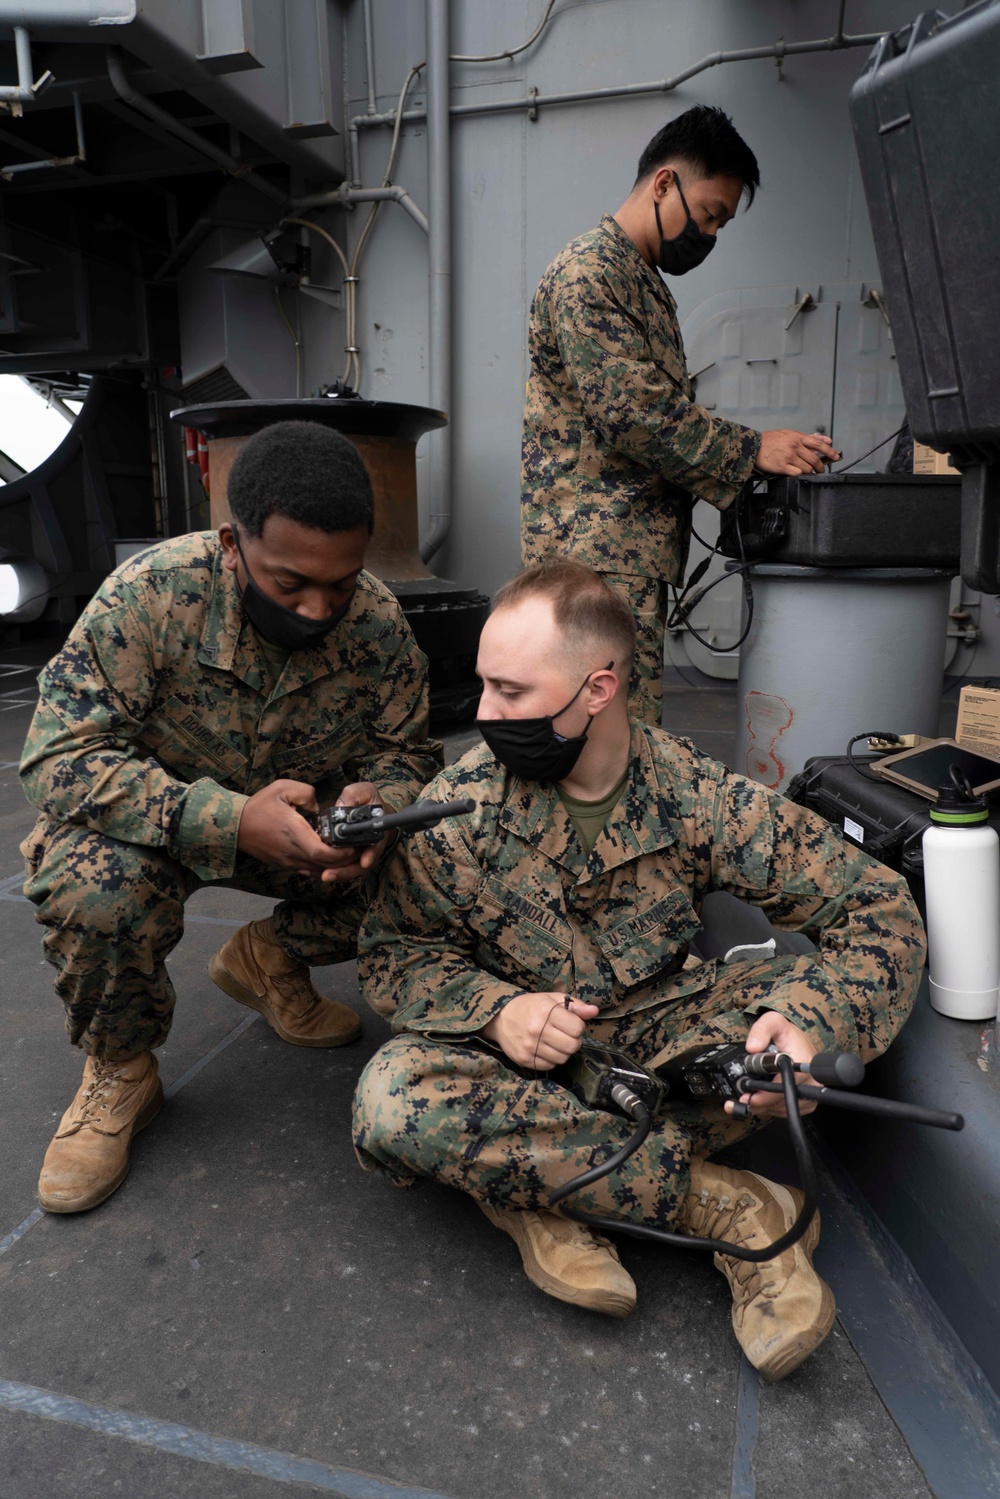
[789,756,1000,921]
[849,4,1000,460]
[718,473,961,567]
[788,756,934,919]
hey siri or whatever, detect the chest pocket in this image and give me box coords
[270,713,369,783]
[137,697,247,785]
[471,874,573,991]
[597,887,701,993]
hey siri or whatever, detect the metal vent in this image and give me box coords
[180,366,249,405]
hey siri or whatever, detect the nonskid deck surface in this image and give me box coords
[0,643,987,1499]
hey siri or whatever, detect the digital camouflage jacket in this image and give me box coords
[359,724,925,1064]
[20,532,443,883]
[521,214,762,582]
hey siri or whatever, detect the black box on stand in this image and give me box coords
[718,473,960,568]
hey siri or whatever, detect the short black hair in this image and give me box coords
[635,105,760,206]
[227,420,375,538]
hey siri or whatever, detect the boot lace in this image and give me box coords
[78,1059,128,1123]
[686,1187,777,1315]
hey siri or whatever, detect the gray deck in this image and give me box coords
[0,647,996,1498]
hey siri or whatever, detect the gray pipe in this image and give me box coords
[421,0,451,562]
[363,0,377,116]
[1,88,85,177]
[106,47,287,206]
[0,2,134,22]
[0,25,53,103]
[292,183,429,235]
[351,27,884,135]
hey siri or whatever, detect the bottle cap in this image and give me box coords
[931,765,989,824]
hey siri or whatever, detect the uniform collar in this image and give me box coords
[197,535,366,699]
[496,720,678,881]
[597,213,678,315]
[198,541,257,683]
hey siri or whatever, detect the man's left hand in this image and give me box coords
[318,782,394,883]
[723,1010,819,1119]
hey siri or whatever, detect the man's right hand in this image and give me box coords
[236,779,359,878]
[756,430,841,476]
[481,993,600,1070]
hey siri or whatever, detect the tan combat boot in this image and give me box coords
[38,1052,163,1214]
[682,1160,835,1381]
[208,916,361,1047]
[479,1201,637,1318]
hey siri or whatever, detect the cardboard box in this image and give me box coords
[913,441,959,475]
[956,685,1000,758]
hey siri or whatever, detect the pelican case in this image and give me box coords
[788,757,931,921]
[849,4,1000,590]
[718,473,961,567]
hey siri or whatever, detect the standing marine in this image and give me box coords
[521,105,841,724]
[351,559,924,1381]
[20,420,442,1215]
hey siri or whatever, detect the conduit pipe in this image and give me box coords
[349,23,884,138]
[421,0,451,562]
[0,88,84,177]
[106,47,287,206]
[363,0,377,117]
[0,26,53,106]
[292,183,428,236]
[0,2,134,21]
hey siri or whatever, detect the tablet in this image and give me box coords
[873,738,1000,799]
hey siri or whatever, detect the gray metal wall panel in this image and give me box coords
[331,0,921,601]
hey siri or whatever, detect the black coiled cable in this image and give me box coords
[548,1055,818,1262]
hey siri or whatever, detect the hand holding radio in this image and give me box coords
[732,1011,820,1120]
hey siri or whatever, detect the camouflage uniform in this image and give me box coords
[19,531,442,1061]
[520,215,761,723]
[353,725,924,1230]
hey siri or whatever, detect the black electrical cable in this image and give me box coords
[671,419,906,661]
[667,562,756,652]
[943,645,982,696]
[689,520,719,553]
[833,422,907,475]
[548,1102,653,1203]
[846,731,901,782]
[548,1055,818,1262]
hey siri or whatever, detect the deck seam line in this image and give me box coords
[0,1015,262,1256]
[0,1208,44,1257]
[0,1379,453,1498]
[729,1355,760,1499]
[163,1012,260,1099]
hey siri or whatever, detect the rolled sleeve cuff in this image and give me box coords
[172,778,249,881]
[740,960,859,1054]
[701,427,761,510]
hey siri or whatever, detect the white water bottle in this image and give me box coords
[923,775,1000,1020]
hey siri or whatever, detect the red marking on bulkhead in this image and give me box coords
[744,691,793,789]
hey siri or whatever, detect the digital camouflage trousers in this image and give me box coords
[347,956,840,1232]
[21,818,369,1061]
[602,572,670,729]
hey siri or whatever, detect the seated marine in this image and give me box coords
[351,558,924,1381]
[20,420,442,1216]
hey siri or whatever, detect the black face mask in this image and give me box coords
[477,664,613,783]
[655,174,716,277]
[232,527,351,653]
